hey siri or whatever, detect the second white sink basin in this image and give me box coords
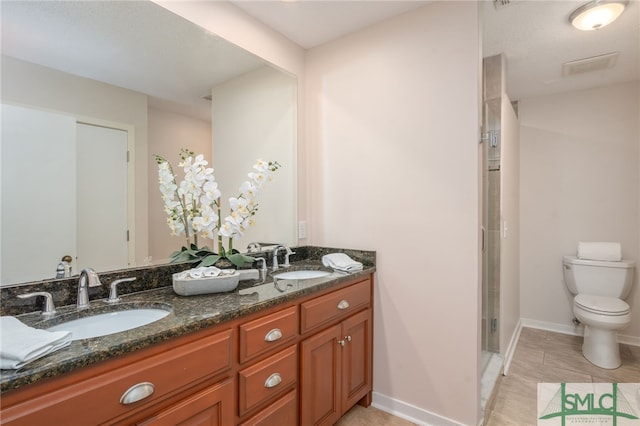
[274,270,331,280]
[47,308,170,340]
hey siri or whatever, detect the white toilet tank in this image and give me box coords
[563,255,635,299]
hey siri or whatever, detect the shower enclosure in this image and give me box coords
[482,99,500,358]
[481,57,502,369]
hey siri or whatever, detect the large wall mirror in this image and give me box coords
[0,0,297,286]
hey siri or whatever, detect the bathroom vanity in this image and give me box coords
[0,249,374,426]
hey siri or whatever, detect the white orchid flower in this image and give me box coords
[157,152,279,258]
[248,172,267,186]
[229,197,250,217]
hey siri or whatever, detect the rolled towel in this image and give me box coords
[0,316,71,370]
[322,253,364,273]
[577,242,622,262]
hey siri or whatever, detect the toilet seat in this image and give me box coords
[574,294,630,316]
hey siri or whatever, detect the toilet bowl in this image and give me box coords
[562,255,635,370]
[573,294,631,369]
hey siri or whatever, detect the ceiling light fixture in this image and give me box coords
[569,0,629,31]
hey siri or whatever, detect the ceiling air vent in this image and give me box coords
[562,52,619,77]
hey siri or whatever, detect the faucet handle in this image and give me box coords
[247,242,262,253]
[18,292,57,317]
[254,257,267,270]
[106,277,136,304]
[253,258,268,283]
[283,246,295,267]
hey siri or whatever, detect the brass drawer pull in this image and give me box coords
[337,299,350,310]
[120,382,155,405]
[264,373,282,388]
[264,328,283,342]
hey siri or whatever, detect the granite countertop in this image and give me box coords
[1,253,375,393]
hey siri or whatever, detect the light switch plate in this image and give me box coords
[298,221,307,239]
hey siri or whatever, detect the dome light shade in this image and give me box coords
[569,0,628,31]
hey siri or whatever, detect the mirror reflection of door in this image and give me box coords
[0,105,131,284]
[76,123,129,273]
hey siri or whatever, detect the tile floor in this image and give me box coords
[336,405,415,426]
[337,327,640,426]
[485,327,640,425]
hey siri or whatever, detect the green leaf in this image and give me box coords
[199,254,221,267]
[195,248,215,257]
[227,253,255,268]
[170,250,196,263]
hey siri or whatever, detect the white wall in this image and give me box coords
[1,105,76,284]
[151,1,309,227]
[1,56,150,268]
[520,81,640,341]
[305,2,481,425]
[212,66,298,250]
[148,107,212,264]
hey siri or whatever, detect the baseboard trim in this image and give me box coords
[502,318,523,376]
[520,318,640,347]
[372,392,467,426]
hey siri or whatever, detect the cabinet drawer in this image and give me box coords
[138,378,235,426]
[300,279,371,334]
[239,390,297,426]
[239,306,298,363]
[238,345,297,416]
[1,329,233,426]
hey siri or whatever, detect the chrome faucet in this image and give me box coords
[272,246,285,271]
[254,257,268,282]
[77,268,102,309]
[272,245,295,271]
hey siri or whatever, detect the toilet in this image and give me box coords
[562,255,635,369]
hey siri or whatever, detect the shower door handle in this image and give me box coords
[481,226,486,252]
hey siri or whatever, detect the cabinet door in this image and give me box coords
[137,378,234,426]
[300,324,342,426]
[340,309,372,413]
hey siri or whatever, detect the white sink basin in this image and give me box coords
[47,308,170,340]
[274,270,331,280]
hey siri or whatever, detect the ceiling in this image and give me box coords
[482,0,639,100]
[230,0,430,49]
[0,1,267,121]
[233,0,639,101]
[1,0,638,111]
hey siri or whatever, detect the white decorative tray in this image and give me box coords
[172,267,240,296]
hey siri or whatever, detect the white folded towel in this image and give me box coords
[322,253,364,273]
[577,242,622,262]
[0,316,71,370]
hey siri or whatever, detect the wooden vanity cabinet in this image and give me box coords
[299,279,373,426]
[0,328,234,426]
[1,274,373,426]
[236,305,299,425]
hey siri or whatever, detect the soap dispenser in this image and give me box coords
[55,255,73,278]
